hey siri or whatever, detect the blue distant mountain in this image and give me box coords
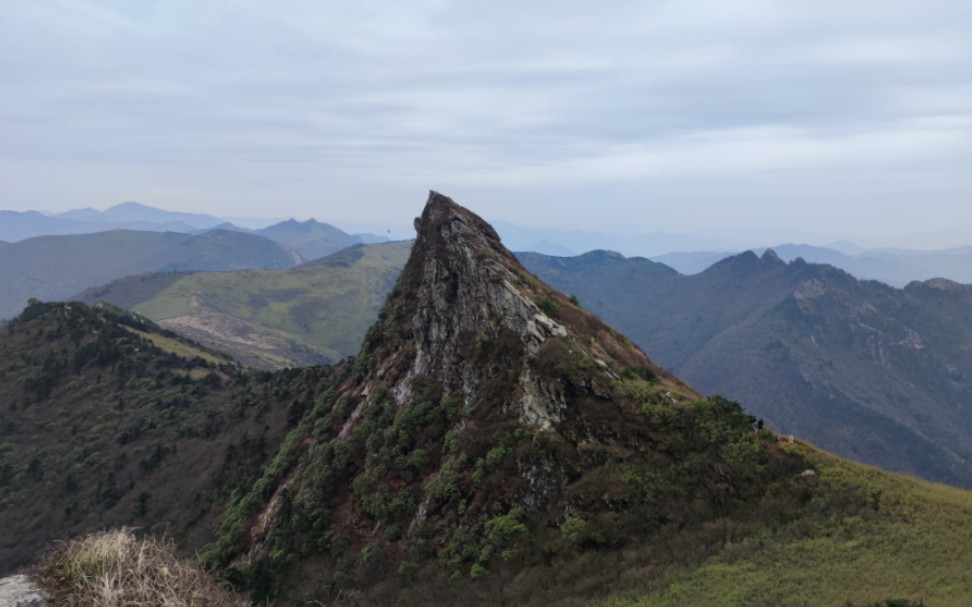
[653,243,972,287]
[56,201,226,230]
[0,203,218,242]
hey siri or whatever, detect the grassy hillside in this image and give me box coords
[85,241,411,369]
[0,229,302,320]
[599,448,972,607]
[77,271,196,311]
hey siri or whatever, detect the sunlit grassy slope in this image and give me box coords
[600,442,972,607]
[121,325,227,366]
[130,241,411,368]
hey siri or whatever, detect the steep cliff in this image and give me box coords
[208,193,820,605]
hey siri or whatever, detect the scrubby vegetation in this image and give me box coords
[596,447,972,606]
[0,300,343,574]
[32,528,248,606]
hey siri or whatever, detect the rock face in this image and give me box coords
[0,576,46,607]
[213,192,809,605]
[343,192,688,437]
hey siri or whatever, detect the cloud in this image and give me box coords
[1,0,971,246]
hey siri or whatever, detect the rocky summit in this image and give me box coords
[351,191,697,433]
[206,192,818,605]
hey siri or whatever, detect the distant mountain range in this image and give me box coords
[77,242,412,369]
[0,203,389,320]
[0,230,303,320]
[4,194,972,605]
[1,201,388,247]
[0,208,199,242]
[7,201,972,287]
[490,220,717,258]
[519,249,972,488]
[76,238,972,489]
[654,243,972,287]
[485,222,972,287]
[55,201,228,230]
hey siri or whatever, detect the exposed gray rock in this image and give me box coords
[0,575,46,607]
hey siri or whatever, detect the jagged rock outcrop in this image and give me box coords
[342,192,690,437]
[210,192,812,606]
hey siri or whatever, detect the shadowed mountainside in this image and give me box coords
[519,249,972,488]
[0,301,343,574]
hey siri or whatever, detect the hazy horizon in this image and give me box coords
[7,198,969,256]
[3,1,971,249]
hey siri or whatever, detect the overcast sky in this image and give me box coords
[2,0,971,248]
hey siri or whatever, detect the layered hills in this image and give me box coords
[255,218,366,260]
[0,204,385,323]
[0,209,193,243]
[6,193,972,606]
[197,193,971,606]
[0,229,302,320]
[519,249,972,488]
[56,201,227,230]
[77,241,412,369]
[0,202,226,242]
[656,243,972,287]
[81,237,972,490]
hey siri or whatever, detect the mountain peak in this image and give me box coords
[413,190,502,246]
[216,194,813,603]
[366,191,680,419]
[107,200,151,211]
[761,248,783,264]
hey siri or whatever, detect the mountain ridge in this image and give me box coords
[204,193,828,605]
[656,242,972,287]
[56,201,226,230]
[77,238,972,488]
[76,241,412,369]
[520,248,972,488]
[0,229,303,320]
[4,193,972,605]
[255,218,363,261]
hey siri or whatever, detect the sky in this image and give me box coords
[2,0,971,248]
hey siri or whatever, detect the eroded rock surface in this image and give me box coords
[0,575,46,607]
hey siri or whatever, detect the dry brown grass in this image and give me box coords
[33,528,249,606]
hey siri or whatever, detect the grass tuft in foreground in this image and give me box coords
[32,528,248,606]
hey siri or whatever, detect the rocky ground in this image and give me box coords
[0,575,45,607]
